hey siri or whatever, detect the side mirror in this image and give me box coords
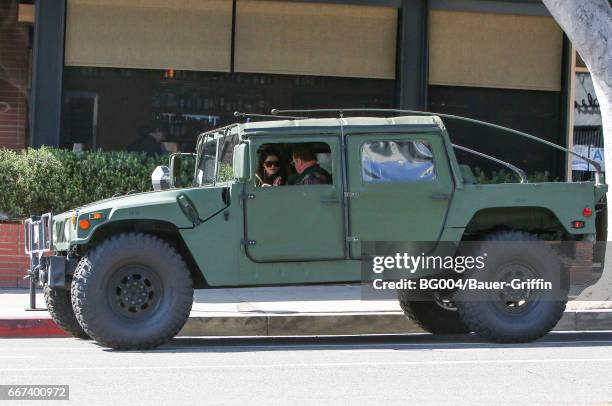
[169,153,196,188]
[151,166,171,191]
[170,155,181,187]
[232,143,250,181]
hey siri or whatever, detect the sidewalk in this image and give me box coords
[1,284,612,338]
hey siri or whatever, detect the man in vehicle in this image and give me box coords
[290,144,332,185]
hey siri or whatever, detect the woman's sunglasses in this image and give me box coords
[264,161,281,168]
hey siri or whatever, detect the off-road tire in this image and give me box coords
[455,231,568,343]
[71,233,193,350]
[44,285,90,339]
[397,289,470,334]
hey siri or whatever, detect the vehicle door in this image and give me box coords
[242,135,345,261]
[345,132,454,257]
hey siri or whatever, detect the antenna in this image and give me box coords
[271,108,603,185]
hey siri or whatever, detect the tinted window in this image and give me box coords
[362,141,436,183]
[428,85,562,177]
[63,67,394,152]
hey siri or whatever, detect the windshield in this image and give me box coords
[195,131,239,186]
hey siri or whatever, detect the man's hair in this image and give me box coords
[138,125,152,137]
[292,144,316,162]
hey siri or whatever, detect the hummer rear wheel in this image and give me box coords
[71,233,193,350]
[455,231,568,343]
[398,289,470,334]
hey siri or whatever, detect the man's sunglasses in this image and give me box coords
[264,161,281,168]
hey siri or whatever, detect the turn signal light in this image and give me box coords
[583,207,593,218]
[571,220,585,229]
[89,212,105,220]
[71,213,77,225]
[78,219,91,230]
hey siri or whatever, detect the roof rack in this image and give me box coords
[234,111,306,120]
[271,108,603,185]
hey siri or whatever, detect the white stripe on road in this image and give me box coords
[2,339,612,352]
[1,358,612,372]
[0,356,36,359]
[165,339,612,350]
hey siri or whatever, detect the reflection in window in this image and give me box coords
[195,132,239,186]
[362,140,436,183]
[196,136,217,186]
[217,132,238,183]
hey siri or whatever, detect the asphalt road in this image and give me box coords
[0,332,611,406]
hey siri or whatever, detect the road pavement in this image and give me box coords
[1,332,611,405]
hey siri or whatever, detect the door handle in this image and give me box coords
[320,195,340,204]
[430,193,450,200]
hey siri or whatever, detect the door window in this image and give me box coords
[361,140,436,183]
[255,142,333,187]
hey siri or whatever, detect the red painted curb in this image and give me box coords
[0,318,68,338]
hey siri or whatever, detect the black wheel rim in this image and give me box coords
[107,265,164,320]
[493,262,540,315]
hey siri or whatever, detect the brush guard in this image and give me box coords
[24,213,53,310]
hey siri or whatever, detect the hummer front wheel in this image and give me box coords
[71,233,193,350]
[44,285,89,339]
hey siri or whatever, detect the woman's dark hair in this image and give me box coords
[256,147,286,182]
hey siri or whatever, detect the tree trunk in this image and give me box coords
[542,0,612,300]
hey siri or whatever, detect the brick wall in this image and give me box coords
[0,0,30,150]
[0,221,29,288]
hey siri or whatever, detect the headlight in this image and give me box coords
[63,220,71,241]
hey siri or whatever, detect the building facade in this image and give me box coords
[2,0,603,179]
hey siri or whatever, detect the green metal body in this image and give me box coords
[51,116,606,287]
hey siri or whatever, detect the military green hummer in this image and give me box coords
[24,109,607,350]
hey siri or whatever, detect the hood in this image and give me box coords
[75,189,180,213]
[64,185,230,228]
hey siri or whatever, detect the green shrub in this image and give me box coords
[0,147,169,218]
[472,168,556,184]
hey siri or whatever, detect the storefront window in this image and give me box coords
[571,72,603,181]
[61,67,395,153]
[428,85,563,178]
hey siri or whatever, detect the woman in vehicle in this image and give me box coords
[256,148,286,187]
